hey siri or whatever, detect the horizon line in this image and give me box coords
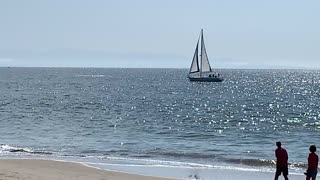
[1,66,320,70]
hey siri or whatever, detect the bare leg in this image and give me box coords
[306,176,311,180]
[311,176,316,180]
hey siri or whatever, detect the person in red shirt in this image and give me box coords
[305,145,319,180]
[274,141,289,180]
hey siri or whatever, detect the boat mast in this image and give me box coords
[200,29,203,78]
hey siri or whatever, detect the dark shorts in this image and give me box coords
[306,169,317,178]
[275,166,288,176]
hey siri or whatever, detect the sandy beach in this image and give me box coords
[0,159,306,180]
[0,159,176,180]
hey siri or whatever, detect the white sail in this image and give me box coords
[200,29,212,73]
[189,40,199,74]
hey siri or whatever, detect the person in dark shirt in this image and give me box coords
[274,141,289,180]
[305,145,319,180]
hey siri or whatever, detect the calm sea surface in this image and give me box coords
[1,67,320,173]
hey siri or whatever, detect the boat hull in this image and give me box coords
[188,77,224,82]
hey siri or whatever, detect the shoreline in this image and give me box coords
[0,159,177,180]
[0,158,306,180]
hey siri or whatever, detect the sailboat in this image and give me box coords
[188,29,223,82]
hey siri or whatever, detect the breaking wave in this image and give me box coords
[0,144,53,155]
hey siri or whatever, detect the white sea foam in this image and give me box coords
[75,74,105,77]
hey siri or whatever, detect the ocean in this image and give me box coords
[1,67,320,179]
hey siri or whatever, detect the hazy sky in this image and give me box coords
[0,0,319,68]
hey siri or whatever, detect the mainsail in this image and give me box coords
[200,29,212,73]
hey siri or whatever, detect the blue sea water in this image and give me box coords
[1,67,320,178]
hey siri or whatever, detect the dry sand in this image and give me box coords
[0,159,177,180]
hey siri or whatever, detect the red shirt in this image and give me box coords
[275,148,288,167]
[308,153,318,170]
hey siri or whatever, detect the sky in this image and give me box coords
[0,0,319,69]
